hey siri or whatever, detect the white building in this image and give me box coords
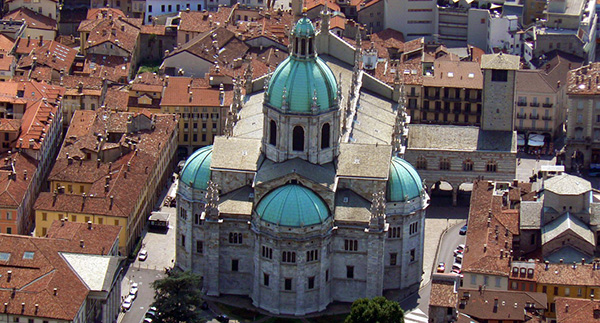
[145,0,204,24]
[384,0,436,40]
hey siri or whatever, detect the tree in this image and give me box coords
[345,296,405,323]
[151,270,203,323]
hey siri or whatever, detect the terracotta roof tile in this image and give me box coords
[103,87,129,111]
[430,280,458,307]
[76,54,131,83]
[80,15,141,54]
[462,181,525,276]
[46,220,120,254]
[178,7,234,33]
[17,40,77,72]
[36,110,178,220]
[457,288,547,321]
[161,76,233,107]
[4,7,57,31]
[555,297,600,322]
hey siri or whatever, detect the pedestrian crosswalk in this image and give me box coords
[404,308,428,323]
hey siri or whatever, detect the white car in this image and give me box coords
[129,283,139,299]
[122,295,134,311]
[138,250,148,261]
[455,253,464,263]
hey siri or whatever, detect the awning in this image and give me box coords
[517,134,525,146]
[528,134,545,147]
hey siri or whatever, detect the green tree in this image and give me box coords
[151,270,203,323]
[345,296,405,323]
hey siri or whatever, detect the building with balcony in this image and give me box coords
[420,60,483,126]
[565,63,600,169]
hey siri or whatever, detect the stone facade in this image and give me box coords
[176,16,428,316]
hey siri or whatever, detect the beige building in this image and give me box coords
[59,75,107,126]
[5,0,59,20]
[404,53,519,206]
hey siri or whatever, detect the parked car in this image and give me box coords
[122,295,134,311]
[129,283,139,299]
[452,263,462,272]
[138,250,148,261]
[216,314,230,323]
[451,267,462,275]
[146,307,157,318]
[436,262,445,273]
[143,318,153,323]
[455,253,464,263]
[459,225,468,235]
[454,244,465,256]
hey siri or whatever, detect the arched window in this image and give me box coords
[295,38,299,55]
[486,160,497,172]
[301,38,306,56]
[292,126,304,151]
[321,123,330,149]
[463,159,474,171]
[269,120,277,146]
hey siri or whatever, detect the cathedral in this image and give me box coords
[175,14,429,315]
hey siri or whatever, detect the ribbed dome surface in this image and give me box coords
[256,184,330,227]
[387,156,423,202]
[180,145,212,190]
[265,17,337,113]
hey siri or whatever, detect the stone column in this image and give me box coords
[204,219,220,296]
[365,231,385,298]
[452,186,458,207]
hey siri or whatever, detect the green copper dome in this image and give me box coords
[256,184,330,227]
[387,156,423,202]
[180,145,212,190]
[293,16,316,37]
[265,17,338,113]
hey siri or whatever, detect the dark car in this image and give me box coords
[216,314,230,323]
[459,225,468,235]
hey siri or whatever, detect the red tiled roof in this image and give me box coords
[36,110,178,220]
[80,16,141,54]
[0,229,118,321]
[4,7,57,31]
[462,181,526,276]
[555,297,600,322]
[178,7,234,33]
[46,220,120,254]
[76,54,131,83]
[17,40,77,72]
[0,152,38,207]
[161,76,233,107]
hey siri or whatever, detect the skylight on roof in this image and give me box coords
[468,73,475,78]
[0,253,10,261]
[23,252,34,260]
[448,72,454,78]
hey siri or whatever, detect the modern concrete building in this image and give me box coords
[176,16,429,315]
[384,0,436,40]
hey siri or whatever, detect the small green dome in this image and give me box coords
[265,17,338,113]
[256,184,330,227]
[293,16,316,37]
[387,156,423,202]
[180,145,212,190]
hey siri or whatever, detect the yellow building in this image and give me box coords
[536,261,600,318]
[160,76,232,157]
[34,109,178,255]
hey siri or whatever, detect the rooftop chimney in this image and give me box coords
[53,288,57,296]
[560,259,564,264]
[583,258,586,265]
[7,270,11,282]
[21,303,24,313]
[23,170,26,181]
[34,304,38,314]
[110,195,114,209]
[545,260,549,271]
[80,240,84,248]
[87,221,92,230]
[39,35,43,46]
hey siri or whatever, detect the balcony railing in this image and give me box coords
[466,97,481,102]
[425,95,440,100]
[517,102,527,106]
[444,96,462,102]
[529,114,540,119]
[542,103,553,108]
[530,102,540,107]
[542,116,552,121]
[516,113,527,119]
[407,92,419,97]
